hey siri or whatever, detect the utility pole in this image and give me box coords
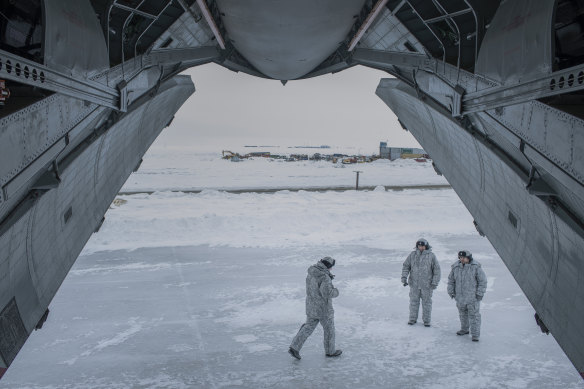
[353,170,363,190]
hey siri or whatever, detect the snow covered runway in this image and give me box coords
[2,185,582,388]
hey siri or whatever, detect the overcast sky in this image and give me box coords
[153,63,421,154]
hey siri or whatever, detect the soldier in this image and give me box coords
[401,238,441,326]
[447,250,488,341]
[289,256,342,360]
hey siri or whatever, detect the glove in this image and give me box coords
[431,284,437,290]
[329,273,335,280]
[449,294,455,299]
[476,294,483,301]
[403,282,408,287]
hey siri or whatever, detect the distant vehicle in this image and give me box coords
[222,150,243,160]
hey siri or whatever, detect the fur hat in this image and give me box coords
[458,250,473,261]
[321,256,336,269]
[415,238,430,249]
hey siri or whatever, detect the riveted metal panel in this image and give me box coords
[476,0,554,85]
[574,118,584,177]
[360,8,425,54]
[23,110,49,165]
[0,113,26,186]
[45,96,64,145]
[43,0,108,77]
[3,138,66,200]
[151,3,214,50]
[0,298,27,367]
[0,224,11,304]
[0,76,194,352]
[125,67,165,106]
[376,77,584,374]
[496,101,584,187]
[525,102,548,150]
[545,109,574,169]
[29,189,68,307]
[0,95,96,191]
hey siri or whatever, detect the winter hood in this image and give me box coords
[309,262,333,279]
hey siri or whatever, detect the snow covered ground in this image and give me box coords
[120,148,448,193]
[1,150,582,388]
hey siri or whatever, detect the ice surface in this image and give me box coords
[2,152,582,388]
[82,187,472,255]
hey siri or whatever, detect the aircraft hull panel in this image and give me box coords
[376,79,584,377]
[215,0,366,80]
[0,75,195,370]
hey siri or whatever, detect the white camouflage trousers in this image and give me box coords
[290,314,336,355]
[457,301,481,337]
[409,287,433,324]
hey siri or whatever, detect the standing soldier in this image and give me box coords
[289,257,342,360]
[401,238,441,326]
[447,250,487,341]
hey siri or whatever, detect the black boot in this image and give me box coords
[326,350,342,357]
[288,347,301,360]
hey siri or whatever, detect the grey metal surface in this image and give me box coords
[0,43,218,226]
[0,94,99,194]
[196,0,225,49]
[348,0,390,51]
[214,0,366,80]
[0,75,194,371]
[143,46,220,68]
[376,77,584,376]
[111,1,158,20]
[43,0,109,77]
[464,63,584,114]
[0,2,211,373]
[1,0,584,381]
[150,1,214,51]
[359,5,426,54]
[133,1,180,58]
[475,0,555,85]
[0,49,121,110]
[355,0,584,377]
[352,48,435,71]
[0,298,27,367]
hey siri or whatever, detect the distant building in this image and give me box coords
[380,142,389,158]
[380,142,426,160]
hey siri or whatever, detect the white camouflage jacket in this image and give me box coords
[305,262,339,318]
[447,260,487,304]
[401,248,441,290]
